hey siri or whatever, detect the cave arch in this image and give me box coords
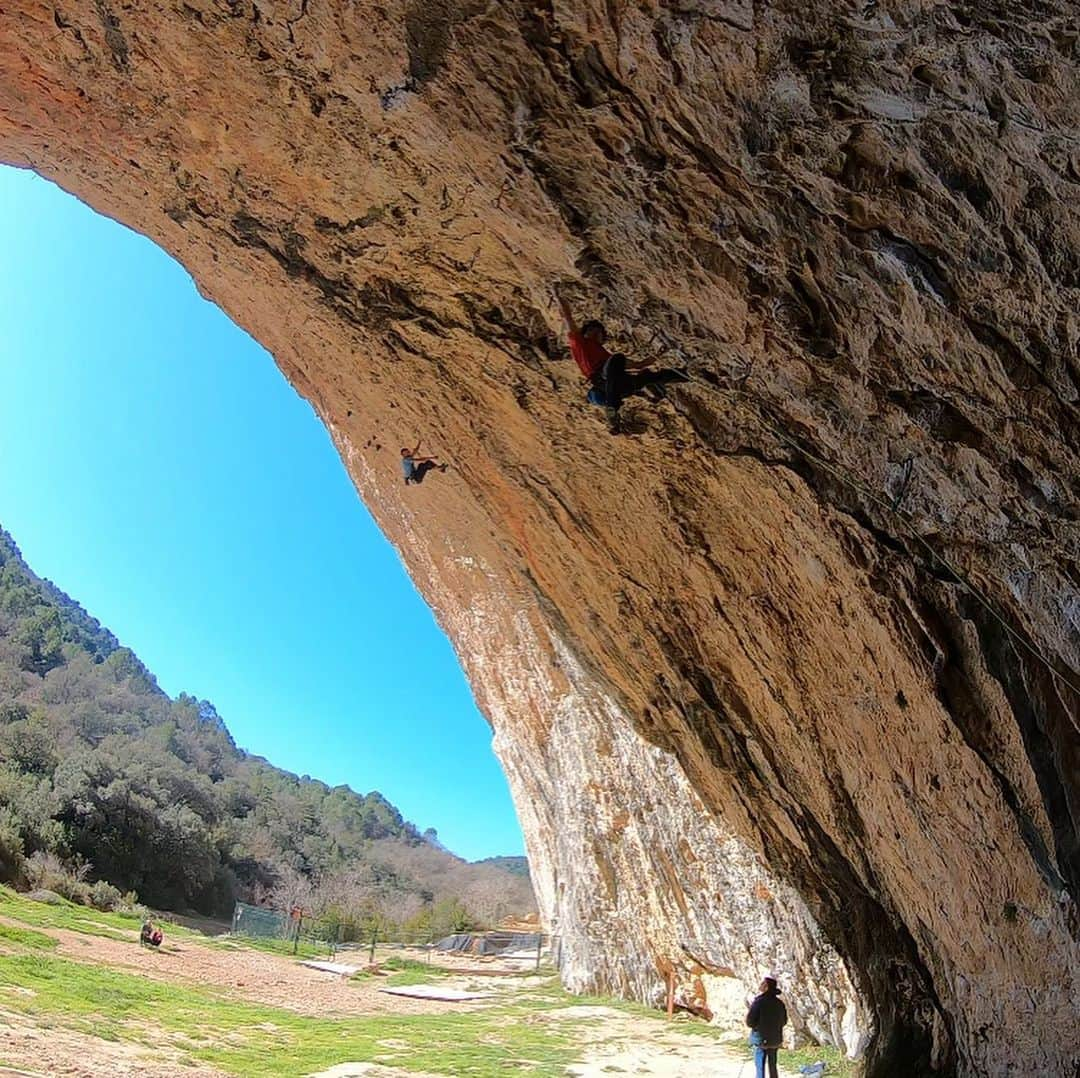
[3,2,1077,1074]
[0,163,526,866]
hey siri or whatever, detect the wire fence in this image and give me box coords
[230,901,288,940]
[230,901,349,956]
[230,901,552,967]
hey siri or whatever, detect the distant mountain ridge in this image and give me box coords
[473,855,530,877]
[0,525,534,926]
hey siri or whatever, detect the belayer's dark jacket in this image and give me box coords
[747,989,788,1047]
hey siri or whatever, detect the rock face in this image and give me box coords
[2,2,1077,1074]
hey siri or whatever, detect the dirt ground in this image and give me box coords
[535,1006,792,1078]
[358,944,545,978]
[0,1011,227,1078]
[301,1006,795,1078]
[302,1008,773,1078]
[42,927,494,1017]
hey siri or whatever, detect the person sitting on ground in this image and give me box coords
[140,920,163,948]
[746,974,787,1078]
[553,285,688,432]
[400,441,447,486]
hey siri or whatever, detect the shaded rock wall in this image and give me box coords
[2,1,1077,1074]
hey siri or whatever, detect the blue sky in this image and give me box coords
[0,165,523,860]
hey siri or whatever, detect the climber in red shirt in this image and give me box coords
[554,286,688,432]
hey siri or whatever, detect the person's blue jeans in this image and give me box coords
[754,1045,779,1078]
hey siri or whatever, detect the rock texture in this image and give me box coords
[2,1,1078,1074]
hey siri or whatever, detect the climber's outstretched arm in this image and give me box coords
[553,286,577,337]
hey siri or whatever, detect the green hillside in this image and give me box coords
[0,526,534,928]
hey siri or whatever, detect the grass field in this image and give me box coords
[0,921,58,950]
[0,887,856,1077]
[374,955,464,986]
[207,933,332,960]
[0,950,579,1076]
[0,886,201,942]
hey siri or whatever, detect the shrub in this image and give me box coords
[24,851,91,905]
[88,879,123,912]
[0,805,26,883]
[116,892,149,921]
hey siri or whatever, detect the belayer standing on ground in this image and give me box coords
[746,974,787,1078]
[553,285,688,432]
[400,441,447,486]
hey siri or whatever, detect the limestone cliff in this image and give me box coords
[2,1,1077,1074]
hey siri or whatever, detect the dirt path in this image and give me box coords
[305,1007,801,1078]
[537,1006,801,1078]
[47,927,494,1017]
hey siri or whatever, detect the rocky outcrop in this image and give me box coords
[2,2,1077,1074]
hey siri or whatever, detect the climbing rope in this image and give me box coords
[677,371,1080,703]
